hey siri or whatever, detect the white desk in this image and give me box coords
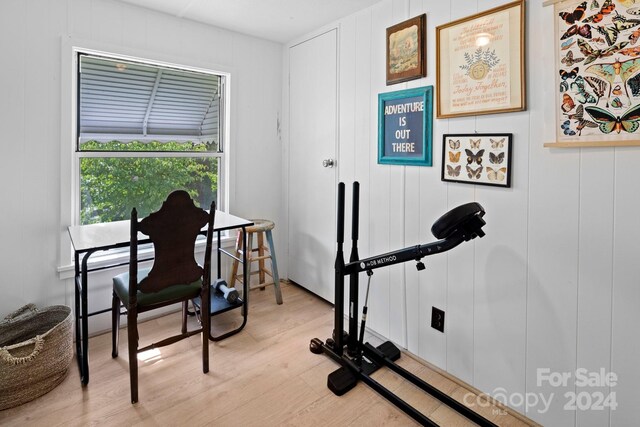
[68,212,253,385]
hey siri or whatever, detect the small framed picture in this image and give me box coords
[441,133,512,188]
[386,14,426,85]
[378,86,433,166]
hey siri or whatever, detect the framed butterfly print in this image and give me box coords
[378,86,433,166]
[435,0,525,118]
[549,0,640,147]
[441,133,513,188]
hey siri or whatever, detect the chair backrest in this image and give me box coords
[130,190,215,294]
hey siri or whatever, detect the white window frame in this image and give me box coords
[59,38,232,276]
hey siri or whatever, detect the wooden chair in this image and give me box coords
[111,190,214,403]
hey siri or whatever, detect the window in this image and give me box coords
[77,54,225,225]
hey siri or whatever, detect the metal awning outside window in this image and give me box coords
[78,55,221,147]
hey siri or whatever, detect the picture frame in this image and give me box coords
[386,14,426,85]
[435,0,525,118]
[544,0,640,148]
[441,133,513,188]
[378,86,433,166]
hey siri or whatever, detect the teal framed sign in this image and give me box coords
[378,86,433,166]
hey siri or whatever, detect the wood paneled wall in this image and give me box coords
[284,0,640,425]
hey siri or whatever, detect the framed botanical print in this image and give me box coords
[436,0,525,118]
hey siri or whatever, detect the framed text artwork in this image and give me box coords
[378,86,433,166]
[435,0,525,118]
[441,133,513,188]
[386,14,427,85]
[549,0,640,147]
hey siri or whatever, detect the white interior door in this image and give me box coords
[288,29,338,302]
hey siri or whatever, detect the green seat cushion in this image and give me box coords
[113,267,202,307]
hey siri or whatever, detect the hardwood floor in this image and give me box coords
[0,282,537,426]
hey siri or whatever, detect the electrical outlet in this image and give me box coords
[431,307,445,333]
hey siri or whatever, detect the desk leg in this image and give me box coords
[242,226,248,316]
[81,253,90,384]
[73,252,83,384]
[75,251,94,385]
[208,225,249,341]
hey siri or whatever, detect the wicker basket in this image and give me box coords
[0,304,73,411]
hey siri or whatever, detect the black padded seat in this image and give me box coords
[431,202,485,240]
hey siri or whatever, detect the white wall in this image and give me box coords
[284,0,640,425]
[0,0,283,333]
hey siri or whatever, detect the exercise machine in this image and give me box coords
[310,182,495,427]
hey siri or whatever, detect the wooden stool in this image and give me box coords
[229,219,283,304]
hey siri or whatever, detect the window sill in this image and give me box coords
[58,233,236,280]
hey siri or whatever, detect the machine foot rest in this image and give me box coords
[377,341,401,361]
[328,366,358,396]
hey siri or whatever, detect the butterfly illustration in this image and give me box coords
[612,84,623,95]
[469,138,481,148]
[611,97,623,108]
[562,38,577,50]
[591,36,606,44]
[564,105,599,135]
[571,76,597,103]
[448,139,460,150]
[486,167,507,182]
[583,75,607,103]
[490,138,505,149]
[619,0,638,7]
[562,93,576,112]
[565,104,586,120]
[446,165,461,177]
[612,10,640,25]
[562,50,585,66]
[561,24,592,40]
[466,166,483,180]
[585,104,640,133]
[591,0,600,9]
[586,57,640,99]
[561,119,577,135]
[628,7,640,15]
[489,152,505,164]
[559,67,580,80]
[584,0,615,23]
[560,80,569,92]
[449,151,461,163]
[465,149,485,165]
[595,25,621,46]
[629,28,640,44]
[578,39,628,64]
[618,46,640,56]
[560,2,587,24]
[628,72,640,96]
[613,19,640,33]
[576,119,600,134]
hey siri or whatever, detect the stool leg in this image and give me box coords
[266,230,283,304]
[246,232,254,289]
[229,230,243,287]
[258,231,266,290]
